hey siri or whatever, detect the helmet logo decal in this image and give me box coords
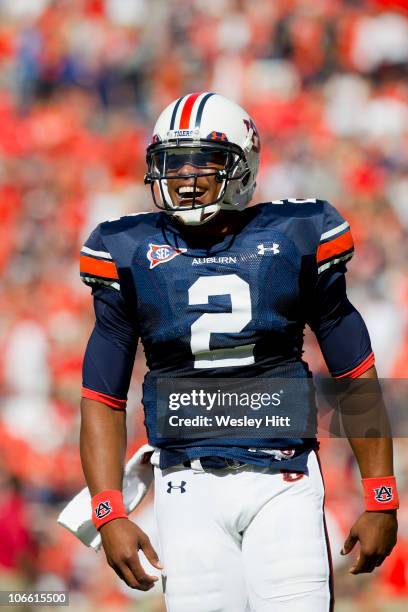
[147,244,187,269]
[243,118,260,153]
[207,131,228,142]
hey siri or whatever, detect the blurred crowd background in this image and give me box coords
[0,0,407,610]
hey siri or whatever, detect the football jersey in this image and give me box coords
[80,199,374,471]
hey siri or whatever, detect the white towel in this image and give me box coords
[57,443,155,551]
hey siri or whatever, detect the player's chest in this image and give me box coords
[120,227,302,335]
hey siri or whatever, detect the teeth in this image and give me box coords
[179,186,195,194]
[178,186,205,195]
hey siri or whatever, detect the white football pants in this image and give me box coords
[153,451,333,612]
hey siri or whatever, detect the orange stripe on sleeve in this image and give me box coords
[334,352,375,379]
[81,387,126,409]
[80,255,119,280]
[317,229,354,264]
[179,92,201,129]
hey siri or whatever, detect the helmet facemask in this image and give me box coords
[145,140,250,225]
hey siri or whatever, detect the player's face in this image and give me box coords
[166,162,224,208]
[155,148,228,208]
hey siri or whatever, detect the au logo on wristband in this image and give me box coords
[95,500,112,519]
[374,485,393,503]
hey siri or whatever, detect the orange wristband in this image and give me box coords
[362,476,399,511]
[91,489,127,530]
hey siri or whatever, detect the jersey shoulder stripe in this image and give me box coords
[80,254,119,280]
[317,201,354,274]
[320,220,349,242]
[80,213,158,290]
[317,228,354,265]
[80,224,121,290]
[81,245,112,260]
[317,252,354,274]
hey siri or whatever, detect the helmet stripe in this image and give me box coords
[194,92,214,129]
[179,92,201,129]
[169,96,184,130]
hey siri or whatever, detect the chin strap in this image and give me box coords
[173,203,221,225]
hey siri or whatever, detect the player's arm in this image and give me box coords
[80,397,126,495]
[80,288,130,495]
[309,278,398,573]
[79,240,161,590]
[307,203,398,574]
[80,397,161,590]
[339,365,397,574]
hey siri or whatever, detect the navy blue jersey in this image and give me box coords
[80,199,374,471]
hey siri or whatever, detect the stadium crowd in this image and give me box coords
[0,0,407,610]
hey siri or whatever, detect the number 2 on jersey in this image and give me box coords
[188,274,255,369]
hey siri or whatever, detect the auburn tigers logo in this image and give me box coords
[243,118,260,153]
[374,485,393,503]
[95,500,112,519]
[147,244,187,269]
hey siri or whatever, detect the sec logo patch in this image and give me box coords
[147,244,187,269]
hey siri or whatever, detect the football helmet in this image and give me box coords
[144,92,260,225]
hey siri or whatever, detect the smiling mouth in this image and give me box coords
[175,185,207,205]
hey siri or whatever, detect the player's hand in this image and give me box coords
[341,510,397,574]
[100,518,162,590]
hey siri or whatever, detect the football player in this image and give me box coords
[79,93,398,611]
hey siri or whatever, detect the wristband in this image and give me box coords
[362,476,399,511]
[91,489,127,530]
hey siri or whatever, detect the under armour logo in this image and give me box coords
[167,481,187,494]
[257,243,280,255]
[374,485,393,503]
[95,501,112,519]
